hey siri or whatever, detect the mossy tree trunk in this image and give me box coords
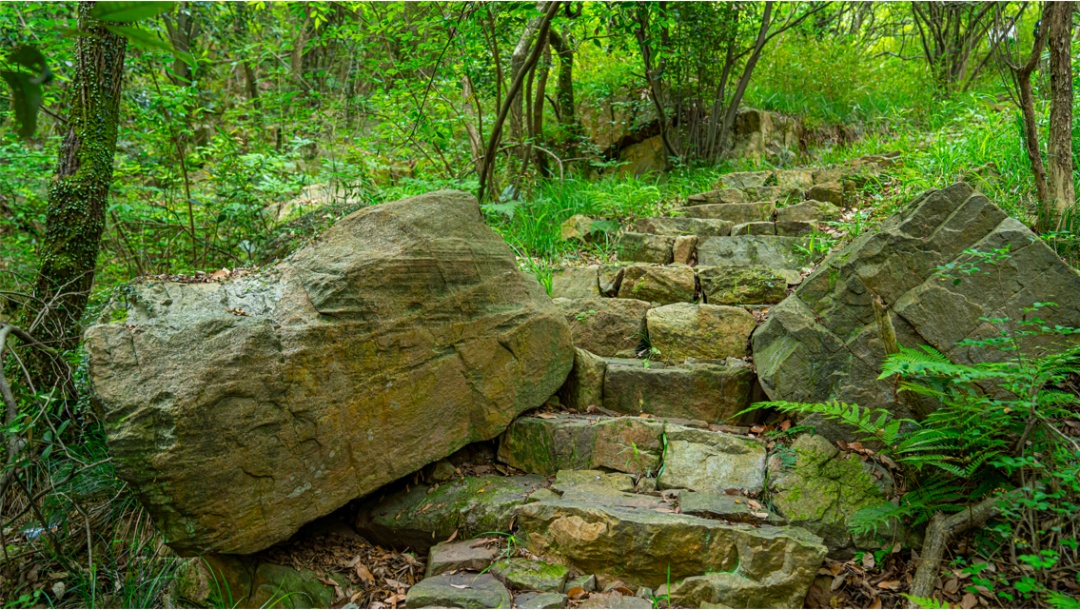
[1047,0,1075,229]
[29,1,126,384]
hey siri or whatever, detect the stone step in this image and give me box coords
[516,492,826,608]
[696,235,807,281]
[633,217,734,237]
[498,414,766,493]
[679,201,774,224]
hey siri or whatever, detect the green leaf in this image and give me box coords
[91,1,175,22]
[1,70,43,139]
[105,24,170,52]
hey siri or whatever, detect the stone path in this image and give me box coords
[175,156,900,610]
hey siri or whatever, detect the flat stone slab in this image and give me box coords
[354,475,546,551]
[679,202,774,224]
[697,266,790,305]
[578,593,652,608]
[516,592,569,608]
[515,498,826,602]
[633,217,733,237]
[657,427,766,492]
[687,189,747,205]
[617,233,674,264]
[491,557,570,592]
[646,303,756,361]
[696,235,808,279]
[731,221,776,236]
[775,200,841,223]
[498,416,664,477]
[405,573,512,609]
[678,491,782,524]
[718,171,772,189]
[553,469,635,493]
[616,264,696,304]
[602,360,755,423]
[551,266,600,299]
[427,540,503,577]
[554,297,650,357]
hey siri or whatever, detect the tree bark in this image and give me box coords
[163,1,196,85]
[718,2,774,156]
[29,1,126,386]
[1047,0,1075,227]
[547,28,576,131]
[1002,7,1050,226]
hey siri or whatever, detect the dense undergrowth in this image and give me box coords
[2,4,1080,609]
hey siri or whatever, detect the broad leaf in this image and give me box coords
[1,70,43,139]
[91,2,175,23]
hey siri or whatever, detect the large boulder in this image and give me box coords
[753,183,1080,419]
[84,190,574,555]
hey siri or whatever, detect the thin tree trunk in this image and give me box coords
[718,2,774,155]
[1047,0,1075,226]
[634,4,676,167]
[548,28,576,130]
[163,1,196,85]
[29,1,126,386]
[509,8,546,171]
[1003,9,1050,225]
[477,0,558,203]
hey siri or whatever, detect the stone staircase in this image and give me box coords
[176,158,900,610]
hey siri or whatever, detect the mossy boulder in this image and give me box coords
[498,415,663,477]
[753,183,1080,423]
[616,264,696,304]
[84,190,573,555]
[354,474,547,551]
[617,233,674,264]
[770,435,895,557]
[405,573,512,609]
[491,557,570,592]
[555,297,650,357]
[697,267,790,305]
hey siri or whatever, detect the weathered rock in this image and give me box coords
[730,222,776,236]
[775,220,815,237]
[775,200,841,224]
[516,499,826,599]
[687,189,747,205]
[578,94,657,154]
[491,558,570,592]
[718,171,772,190]
[645,304,755,361]
[427,540,503,577]
[553,469,635,493]
[602,360,755,423]
[811,167,843,184]
[517,592,569,609]
[599,266,624,297]
[557,348,606,411]
[555,297,650,357]
[770,435,894,556]
[659,570,815,609]
[672,236,697,265]
[774,169,815,191]
[729,108,802,163]
[84,190,573,555]
[430,460,458,483]
[579,593,652,609]
[250,563,339,609]
[354,475,547,551]
[405,573,512,609]
[753,183,1080,419]
[562,214,599,242]
[678,491,782,524]
[551,266,600,299]
[742,186,798,203]
[806,182,846,207]
[697,267,790,305]
[657,427,766,492]
[696,235,807,282]
[565,574,598,593]
[498,416,663,477]
[680,202,774,224]
[617,135,667,177]
[616,265,696,304]
[633,217,733,237]
[616,233,674,264]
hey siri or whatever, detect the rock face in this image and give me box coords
[516,498,826,607]
[753,183,1080,417]
[84,190,574,555]
[645,303,756,361]
[355,474,547,552]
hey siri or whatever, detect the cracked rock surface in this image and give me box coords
[84,190,573,555]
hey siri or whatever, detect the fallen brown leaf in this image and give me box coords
[961,592,977,608]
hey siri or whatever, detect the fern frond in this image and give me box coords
[848,501,905,537]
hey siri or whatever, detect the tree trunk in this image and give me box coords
[1047,0,1075,227]
[548,28,576,130]
[509,9,546,165]
[718,2,773,155]
[1004,8,1051,227]
[29,0,126,385]
[163,1,196,84]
